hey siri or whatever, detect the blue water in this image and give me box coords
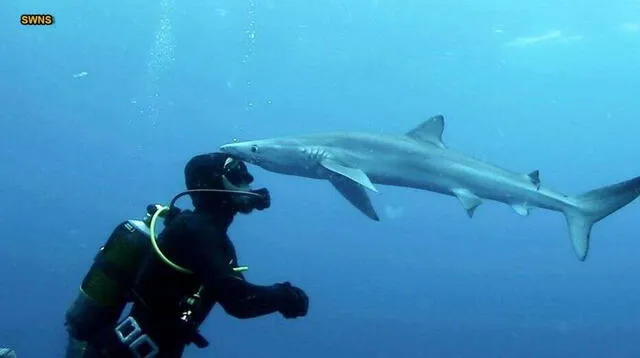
[2,0,640,357]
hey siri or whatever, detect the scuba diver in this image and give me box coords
[64,152,309,357]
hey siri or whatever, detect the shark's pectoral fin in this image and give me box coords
[406,115,447,149]
[320,159,378,192]
[526,170,541,190]
[452,188,482,217]
[329,176,380,221]
[511,203,531,216]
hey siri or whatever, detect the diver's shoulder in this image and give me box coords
[167,210,219,233]
[166,209,201,226]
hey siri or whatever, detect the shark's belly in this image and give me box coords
[444,164,563,206]
[366,163,458,195]
[366,160,567,211]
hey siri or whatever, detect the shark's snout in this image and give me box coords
[219,143,239,155]
[220,142,257,164]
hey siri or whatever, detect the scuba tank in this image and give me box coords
[64,205,171,341]
[64,189,256,348]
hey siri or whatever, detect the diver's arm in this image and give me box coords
[210,277,289,319]
[183,218,288,319]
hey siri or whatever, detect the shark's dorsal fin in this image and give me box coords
[406,115,446,148]
[320,158,379,193]
[526,170,541,189]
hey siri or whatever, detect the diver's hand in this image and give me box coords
[253,188,270,210]
[274,282,309,319]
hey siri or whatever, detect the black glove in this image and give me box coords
[252,188,270,210]
[273,282,309,319]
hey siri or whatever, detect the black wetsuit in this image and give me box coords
[126,208,298,357]
[66,153,307,358]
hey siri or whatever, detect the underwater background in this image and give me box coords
[2,0,640,357]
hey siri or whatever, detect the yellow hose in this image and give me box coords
[149,205,248,273]
[150,206,192,274]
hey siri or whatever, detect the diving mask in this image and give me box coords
[222,157,270,212]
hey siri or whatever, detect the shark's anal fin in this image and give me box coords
[527,170,541,190]
[320,158,378,192]
[406,115,447,149]
[329,176,380,221]
[511,203,530,216]
[452,188,482,217]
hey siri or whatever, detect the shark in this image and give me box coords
[220,115,640,261]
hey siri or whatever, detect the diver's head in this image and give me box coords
[184,153,270,216]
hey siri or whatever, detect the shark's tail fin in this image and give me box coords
[565,176,640,261]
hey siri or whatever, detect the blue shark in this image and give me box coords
[220,115,640,261]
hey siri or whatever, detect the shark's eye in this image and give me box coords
[250,144,258,153]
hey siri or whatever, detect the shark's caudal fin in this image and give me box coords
[565,176,640,261]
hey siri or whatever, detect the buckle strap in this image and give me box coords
[115,317,159,358]
[129,290,210,349]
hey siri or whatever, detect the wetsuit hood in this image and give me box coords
[184,152,271,230]
[184,153,241,229]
